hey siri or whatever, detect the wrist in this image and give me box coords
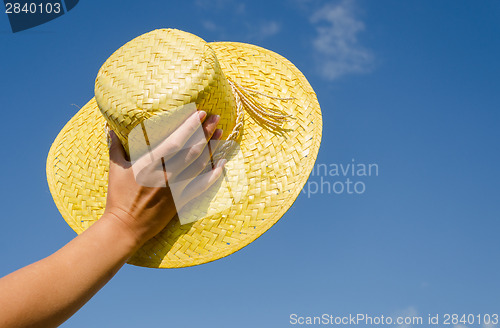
[98,211,145,256]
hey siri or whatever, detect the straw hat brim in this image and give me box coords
[46,41,322,268]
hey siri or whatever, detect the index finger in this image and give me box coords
[148,110,207,163]
[131,110,207,178]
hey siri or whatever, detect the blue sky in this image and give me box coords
[1,0,499,327]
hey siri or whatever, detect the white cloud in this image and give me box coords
[195,1,277,41]
[246,20,281,40]
[195,0,245,14]
[310,0,374,80]
[453,319,498,328]
[202,20,217,32]
[392,306,419,328]
[235,2,246,14]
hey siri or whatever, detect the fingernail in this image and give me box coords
[210,114,220,123]
[214,129,223,140]
[216,159,227,168]
[107,130,115,149]
[198,110,207,120]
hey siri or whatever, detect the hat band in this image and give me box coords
[104,77,294,161]
[215,78,294,161]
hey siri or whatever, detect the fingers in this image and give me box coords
[150,110,207,163]
[202,115,221,140]
[206,128,224,160]
[171,131,223,188]
[212,128,223,142]
[131,110,207,183]
[108,130,127,167]
[128,111,226,199]
[165,114,221,172]
[178,160,227,208]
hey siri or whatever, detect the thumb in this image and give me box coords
[108,130,127,166]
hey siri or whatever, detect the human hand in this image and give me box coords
[0,111,228,327]
[103,110,225,247]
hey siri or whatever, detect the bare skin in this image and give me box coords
[0,111,224,328]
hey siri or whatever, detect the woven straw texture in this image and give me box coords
[95,30,237,156]
[46,29,322,268]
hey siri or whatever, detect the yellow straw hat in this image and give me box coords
[46,28,322,268]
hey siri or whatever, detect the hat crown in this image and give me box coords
[94,29,236,153]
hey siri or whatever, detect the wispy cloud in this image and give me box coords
[310,0,374,80]
[246,20,281,40]
[202,20,218,32]
[452,323,498,328]
[393,306,419,328]
[195,0,279,41]
[483,323,497,328]
[195,0,246,14]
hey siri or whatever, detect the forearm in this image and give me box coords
[0,214,139,328]
[0,112,222,327]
